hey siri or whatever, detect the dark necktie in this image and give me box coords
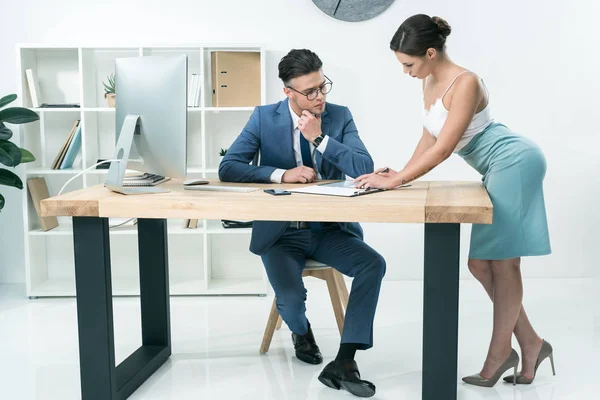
[299,132,321,233]
[300,134,313,169]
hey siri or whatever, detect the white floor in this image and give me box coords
[1,278,599,400]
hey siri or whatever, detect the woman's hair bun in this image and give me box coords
[432,16,451,38]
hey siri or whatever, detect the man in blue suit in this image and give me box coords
[219,49,385,397]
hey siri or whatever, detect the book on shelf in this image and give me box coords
[187,73,201,107]
[194,73,201,107]
[59,123,82,169]
[25,69,42,108]
[72,153,82,169]
[27,177,58,231]
[188,74,196,107]
[51,120,80,170]
[182,219,199,229]
[39,103,80,108]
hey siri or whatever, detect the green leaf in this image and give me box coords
[0,94,17,109]
[20,148,35,163]
[0,107,40,124]
[0,140,22,166]
[103,83,115,94]
[0,168,23,190]
[0,122,12,140]
[0,193,4,211]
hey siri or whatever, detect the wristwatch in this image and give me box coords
[312,133,325,147]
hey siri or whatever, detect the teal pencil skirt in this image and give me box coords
[457,123,552,260]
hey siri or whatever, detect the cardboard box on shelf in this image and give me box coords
[211,51,261,107]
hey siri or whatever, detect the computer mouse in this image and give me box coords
[183,179,209,186]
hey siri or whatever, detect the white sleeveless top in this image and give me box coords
[423,71,494,152]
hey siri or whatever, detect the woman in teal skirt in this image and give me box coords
[355,14,555,387]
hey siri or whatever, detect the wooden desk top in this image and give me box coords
[40,180,492,224]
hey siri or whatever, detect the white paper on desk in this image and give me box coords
[287,186,365,197]
[287,180,411,197]
[288,181,377,197]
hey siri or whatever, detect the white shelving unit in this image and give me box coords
[16,44,268,298]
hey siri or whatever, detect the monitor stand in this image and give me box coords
[105,114,170,195]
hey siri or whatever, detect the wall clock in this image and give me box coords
[312,0,396,22]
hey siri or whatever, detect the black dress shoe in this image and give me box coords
[318,359,376,398]
[291,324,322,365]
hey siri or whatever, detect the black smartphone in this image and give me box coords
[264,189,291,196]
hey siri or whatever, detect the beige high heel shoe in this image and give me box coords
[503,340,555,384]
[462,349,520,387]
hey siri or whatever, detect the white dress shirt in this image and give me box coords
[269,102,330,183]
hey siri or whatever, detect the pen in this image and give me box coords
[377,167,390,174]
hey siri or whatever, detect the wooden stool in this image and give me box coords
[260,259,350,354]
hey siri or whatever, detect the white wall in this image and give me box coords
[1,0,598,283]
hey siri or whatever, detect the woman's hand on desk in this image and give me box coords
[353,167,400,190]
[374,167,398,177]
[354,172,396,190]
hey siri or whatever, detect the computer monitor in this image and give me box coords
[105,54,187,194]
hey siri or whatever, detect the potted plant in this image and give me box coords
[103,73,116,108]
[0,94,38,212]
[219,148,228,158]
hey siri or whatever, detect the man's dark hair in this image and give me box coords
[278,49,323,86]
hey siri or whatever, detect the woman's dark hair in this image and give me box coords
[278,49,323,85]
[390,14,452,56]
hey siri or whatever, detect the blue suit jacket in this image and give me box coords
[218,99,374,255]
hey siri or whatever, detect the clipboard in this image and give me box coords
[287,180,410,197]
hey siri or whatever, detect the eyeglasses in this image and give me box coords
[287,76,333,101]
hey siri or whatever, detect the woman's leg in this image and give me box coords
[468,258,542,379]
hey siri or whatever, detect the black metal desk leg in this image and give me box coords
[73,217,117,399]
[73,217,171,400]
[422,223,461,400]
[137,218,171,348]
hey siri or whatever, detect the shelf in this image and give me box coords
[30,278,142,297]
[29,279,76,297]
[26,168,83,175]
[84,107,115,112]
[29,220,206,236]
[204,107,255,112]
[28,108,82,113]
[84,168,140,175]
[170,278,206,295]
[27,106,254,113]
[28,277,263,297]
[29,225,74,236]
[30,221,256,236]
[20,44,267,298]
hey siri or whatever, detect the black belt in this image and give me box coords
[289,221,338,229]
[290,221,311,229]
